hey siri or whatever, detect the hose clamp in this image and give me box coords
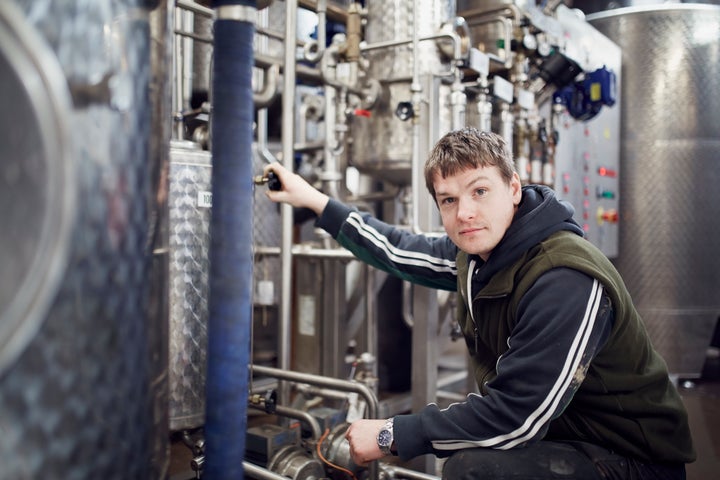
[216,5,256,23]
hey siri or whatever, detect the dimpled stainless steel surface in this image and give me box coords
[350,0,455,184]
[0,0,166,477]
[0,2,73,376]
[168,145,212,431]
[589,6,720,376]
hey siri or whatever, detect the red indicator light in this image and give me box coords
[602,209,619,223]
[597,167,617,178]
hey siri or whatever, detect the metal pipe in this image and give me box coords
[365,265,378,387]
[256,109,278,165]
[450,72,467,130]
[251,365,379,419]
[255,245,356,260]
[320,42,365,96]
[317,0,327,55]
[383,465,441,480]
[173,7,191,140]
[177,0,214,18]
[278,0,297,406]
[249,404,323,440]
[251,365,381,480]
[360,32,459,55]
[174,28,212,43]
[253,64,279,108]
[243,461,289,480]
[302,0,327,64]
[410,0,423,234]
[254,52,323,84]
[295,384,355,402]
[402,281,414,328]
[299,0,349,23]
[255,8,279,166]
[204,2,257,478]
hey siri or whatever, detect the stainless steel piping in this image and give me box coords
[383,465,441,480]
[253,64,279,108]
[243,461,289,480]
[279,0,297,403]
[254,245,356,260]
[249,404,323,440]
[294,384,355,402]
[177,0,213,18]
[256,109,278,165]
[410,0,423,234]
[251,365,381,479]
[251,365,379,419]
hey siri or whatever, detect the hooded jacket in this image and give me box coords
[316,185,695,464]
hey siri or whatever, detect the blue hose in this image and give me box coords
[205,1,256,478]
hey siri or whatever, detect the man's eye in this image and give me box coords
[440,197,455,205]
[475,188,487,196]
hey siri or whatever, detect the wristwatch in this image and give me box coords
[377,418,395,455]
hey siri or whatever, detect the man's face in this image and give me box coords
[433,166,522,261]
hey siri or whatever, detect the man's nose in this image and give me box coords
[456,197,475,221]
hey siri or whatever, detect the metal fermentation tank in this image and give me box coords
[588,4,720,376]
[349,0,456,185]
[168,144,212,431]
[0,0,170,477]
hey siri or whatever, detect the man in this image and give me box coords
[263,128,695,479]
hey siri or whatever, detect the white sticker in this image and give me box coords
[469,48,490,77]
[197,190,212,208]
[517,88,535,110]
[493,76,514,104]
[298,294,316,336]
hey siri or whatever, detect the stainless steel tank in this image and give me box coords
[587,4,720,376]
[166,140,286,430]
[0,0,170,477]
[168,144,212,431]
[350,0,456,185]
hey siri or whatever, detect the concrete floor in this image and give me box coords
[679,349,720,480]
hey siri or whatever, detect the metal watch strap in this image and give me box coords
[377,418,394,455]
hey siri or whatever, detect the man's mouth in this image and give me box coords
[459,227,484,235]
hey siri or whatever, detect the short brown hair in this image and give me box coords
[424,128,516,199]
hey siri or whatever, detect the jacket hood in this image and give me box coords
[474,185,584,284]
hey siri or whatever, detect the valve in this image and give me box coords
[253,171,282,191]
[395,101,414,121]
[249,389,277,414]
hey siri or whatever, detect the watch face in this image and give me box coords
[378,429,392,446]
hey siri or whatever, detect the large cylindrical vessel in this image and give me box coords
[0,0,169,477]
[168,145,212,431]
[349,0,456,185]
[588,4,720,376]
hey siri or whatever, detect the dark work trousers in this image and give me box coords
[441,441,686,480]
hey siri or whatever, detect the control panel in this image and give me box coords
[554,108,620,258]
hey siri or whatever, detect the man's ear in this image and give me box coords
[511,172,522,205]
